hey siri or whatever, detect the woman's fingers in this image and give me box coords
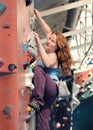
[34,9,37,15]
[34,9,40,17]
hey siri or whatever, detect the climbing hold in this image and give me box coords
[56,122,61,128]
[22,42,29,52]
[0,58,4,68]
[26,115,32,123]
[27,106,32,111]
[8,64,17,71]
[0,2,6,15]
[25,0,32,6]
[23,62,30,69]
[2,105,12,119]
[2,24,10,29]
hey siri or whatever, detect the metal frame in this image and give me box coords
[40,0,93,17]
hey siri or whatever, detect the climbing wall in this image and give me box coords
[0,0,32,130]
[73,67,93,130]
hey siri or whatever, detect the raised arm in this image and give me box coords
[33,32,57,68]
[34,9,52,38]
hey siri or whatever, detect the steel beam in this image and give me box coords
[70,42,92,50]
[63,25,93,37]
[40,0,93,17]
[80,44,93,65]
[41,25,93,43]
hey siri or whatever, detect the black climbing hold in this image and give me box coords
[8,64,17,71]
[25,0,32,6]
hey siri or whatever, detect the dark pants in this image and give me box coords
[31,66,58,130]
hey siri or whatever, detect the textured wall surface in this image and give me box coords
[0,1,31,130]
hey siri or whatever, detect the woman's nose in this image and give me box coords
[47,39,51,43]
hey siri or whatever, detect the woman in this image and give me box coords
[29,9,73,130]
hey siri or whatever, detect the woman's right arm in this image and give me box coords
[34,9,52,38]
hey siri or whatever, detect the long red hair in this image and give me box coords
[53,32,73,75]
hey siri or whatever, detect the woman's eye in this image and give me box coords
[52,40,55,43]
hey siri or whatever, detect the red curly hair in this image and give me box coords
[53,32,73,75]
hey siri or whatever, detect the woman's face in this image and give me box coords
[45,33,58,53]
